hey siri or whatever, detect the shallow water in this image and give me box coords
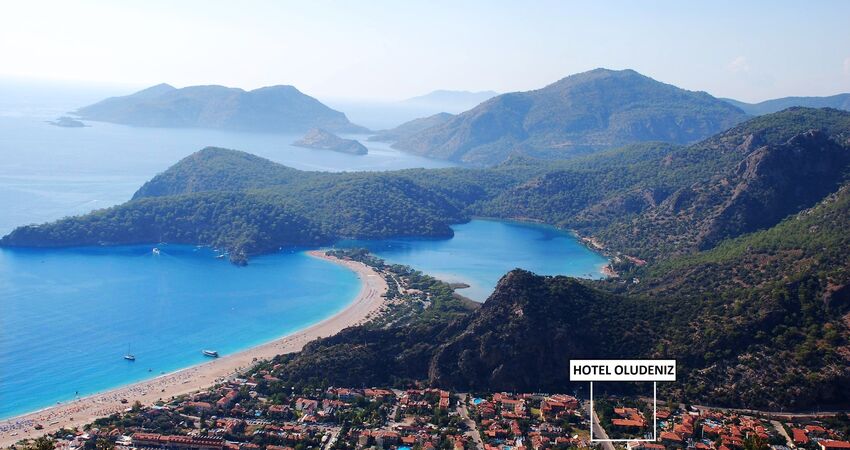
[339,219,609,301]
[0,245,360,419]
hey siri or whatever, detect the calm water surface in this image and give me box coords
[0,85,606,419]
[0,115,453,235]
[340,219,609,301]
[0,245,360,419]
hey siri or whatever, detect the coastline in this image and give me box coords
[0,250,388,448]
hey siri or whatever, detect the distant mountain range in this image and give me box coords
[326,91,497,131]
[368,112,454,142]
[75,83,367,133]
[393,68,749,165]
[401,90,498,110]
[722,93,850,115]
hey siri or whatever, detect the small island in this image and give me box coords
[47,116,87,128]
[293,128,368,155]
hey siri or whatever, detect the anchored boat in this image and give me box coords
[124,344,135,361]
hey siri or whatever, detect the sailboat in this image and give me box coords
[124,344,136,361]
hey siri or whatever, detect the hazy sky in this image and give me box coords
[1,0,849,102]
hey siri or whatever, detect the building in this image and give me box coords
[132,433,225,450]
[820,441,850,450]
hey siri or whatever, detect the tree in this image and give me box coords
[95,438,114,450]
[743,434,769,450]
[27,437,55,450]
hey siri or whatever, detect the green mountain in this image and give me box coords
[723,93,850,115]
[271,182,850,408]
[0,147,468,264]
[401,90,499,112]
[393,68,749,165]
[3,108,850,408]
[75,83,367,133]
[486,107,850,261]
[368,112,454,143]
[5,108,849,267]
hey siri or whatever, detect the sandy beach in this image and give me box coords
[0,250,388,448]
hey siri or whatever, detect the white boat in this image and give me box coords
[124,344,135,361]
[152,247,161,255]
[202,349,219,357]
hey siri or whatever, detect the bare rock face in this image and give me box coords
[697,129,850,249]
[293,128,368,155]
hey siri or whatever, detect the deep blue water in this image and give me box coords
[0,82,606,420]
[339,219,609,301]
[0,245,361,419]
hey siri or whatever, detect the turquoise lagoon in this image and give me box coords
[339,219,609,301]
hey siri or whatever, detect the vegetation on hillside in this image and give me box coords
[3,107,850,408]
[393,68,749,165]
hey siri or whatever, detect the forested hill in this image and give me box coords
[392,68,749,165]
[3,107,850,268]
[2,108,850,408]
[75,83,367,133]
[485,107,850,261]
[273,186,850,407]
[267,176,850,409]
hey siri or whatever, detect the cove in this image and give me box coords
[338,219,609,301]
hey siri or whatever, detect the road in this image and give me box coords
[636,396,850,419]
[587,401,616,450]
[456,394,484,450]
[771,420,794,448]
[322,426,342,450]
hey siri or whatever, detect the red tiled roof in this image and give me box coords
[612,419,644,428]
[660,431,683,442]
[634,444,665,450]
[792,429,809,445]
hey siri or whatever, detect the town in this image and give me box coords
[9,378,850,450]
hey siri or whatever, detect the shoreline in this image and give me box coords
[0,250,388,448]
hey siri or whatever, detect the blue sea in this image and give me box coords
[0,117,453,236]
[0,245,359,419]
[0,80,607,419]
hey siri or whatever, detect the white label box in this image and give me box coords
[570,359,676,381]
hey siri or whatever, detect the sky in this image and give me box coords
[1,0,849,102]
